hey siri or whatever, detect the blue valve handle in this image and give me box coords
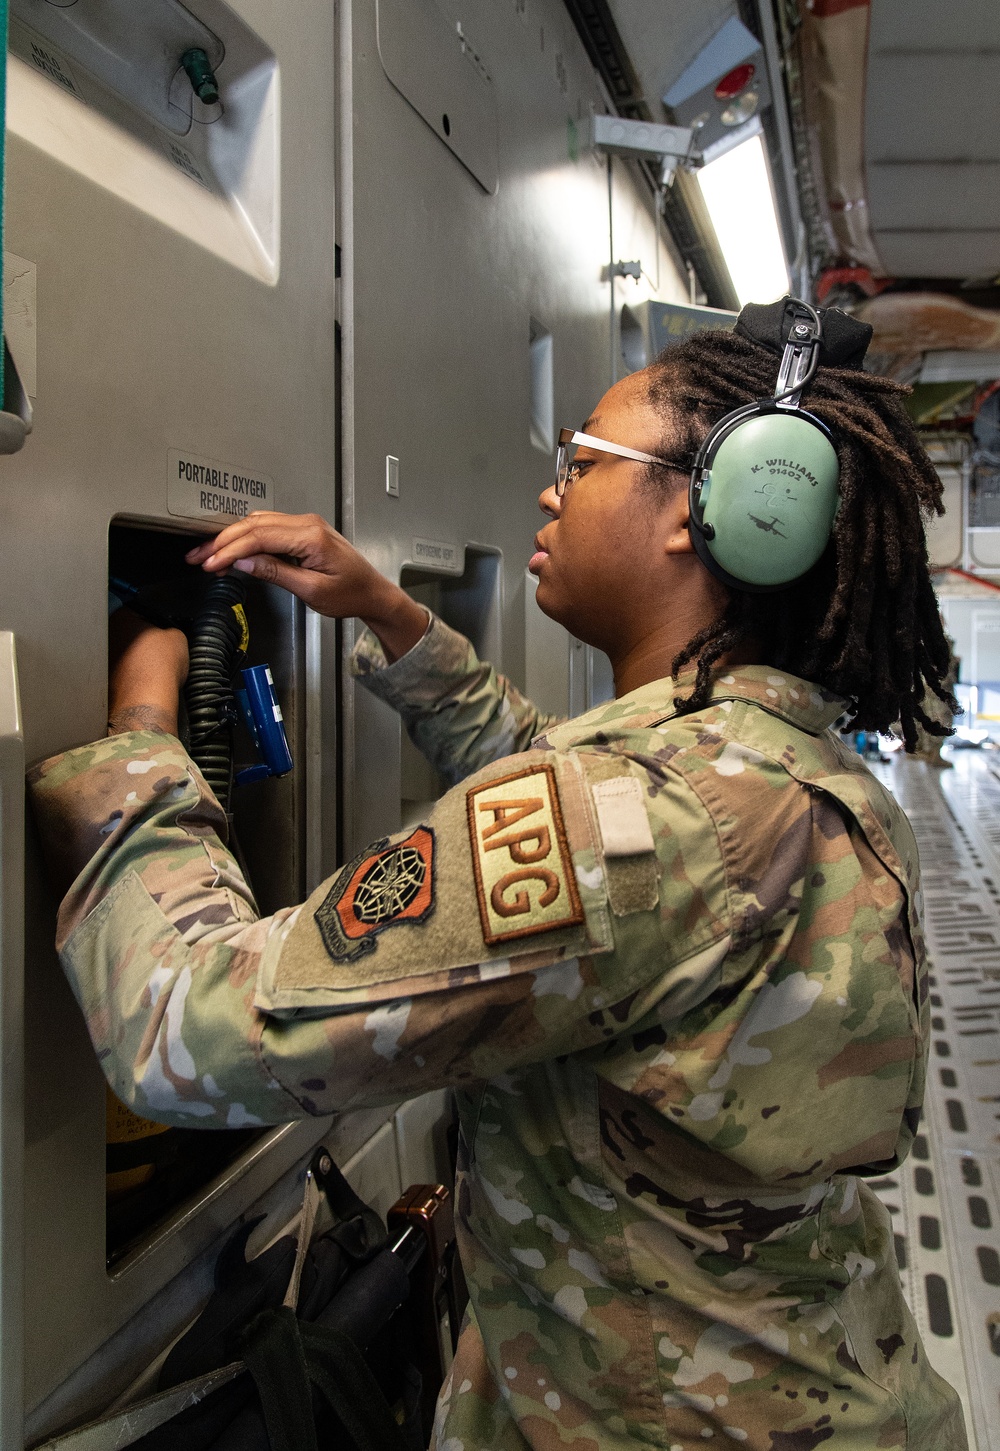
[235,664,293,786]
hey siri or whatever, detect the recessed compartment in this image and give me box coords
[105,520,306,1266]
[399,546,501,827]
[529,318,554,455]
[9,0,280,278]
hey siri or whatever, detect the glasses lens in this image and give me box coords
[555,444,569,496]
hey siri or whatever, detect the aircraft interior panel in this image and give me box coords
[339,0,683,854]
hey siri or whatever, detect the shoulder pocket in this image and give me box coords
[582,759,660,918]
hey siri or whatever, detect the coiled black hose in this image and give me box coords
[184,575,246,813]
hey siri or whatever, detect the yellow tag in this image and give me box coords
[106,1084,171,1145]
[466,764,584,945]
[232,603,250,654]
[105,1085,171,1197]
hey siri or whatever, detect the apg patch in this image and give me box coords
[315,826,435,962]
[467,764,584,944]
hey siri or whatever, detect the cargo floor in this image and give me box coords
[870,751,1000,1449]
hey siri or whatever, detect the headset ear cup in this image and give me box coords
[689,410,839,592]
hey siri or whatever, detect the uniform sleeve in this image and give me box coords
[27,731,730,1129]
[350,613,563,784]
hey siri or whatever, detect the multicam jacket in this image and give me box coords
[28,615,966,1451]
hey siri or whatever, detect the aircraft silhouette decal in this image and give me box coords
[747,512,788,538]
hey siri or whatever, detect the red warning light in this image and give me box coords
[714,63,756,100]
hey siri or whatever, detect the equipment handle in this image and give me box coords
[0,632,24,1449]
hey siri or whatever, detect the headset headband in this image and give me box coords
[772,301,822,408]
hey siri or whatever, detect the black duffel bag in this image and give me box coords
[128,1147,429,1451]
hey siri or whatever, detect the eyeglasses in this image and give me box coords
[555,427,690,497]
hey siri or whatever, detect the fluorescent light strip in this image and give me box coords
[697,134,789,308]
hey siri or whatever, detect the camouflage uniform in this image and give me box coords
[29,614,966,1450]
[910,640,959,767]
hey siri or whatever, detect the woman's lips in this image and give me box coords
[528,550,549,575]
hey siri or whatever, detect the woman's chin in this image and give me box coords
[533,577,577,633]
[532,574,561,618]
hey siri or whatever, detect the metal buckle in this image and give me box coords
[774,307,822,410]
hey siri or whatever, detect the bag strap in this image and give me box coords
[240,1308,411,1451]
[240,1307,319,1451]
[300,1321,412,1451]
[311,1148,387,1262]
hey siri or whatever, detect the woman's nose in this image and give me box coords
[538,483,562,519]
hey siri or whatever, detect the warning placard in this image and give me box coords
[167,448,276,523]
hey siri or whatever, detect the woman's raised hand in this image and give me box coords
[186,512,428,662]
[187,512,383,616]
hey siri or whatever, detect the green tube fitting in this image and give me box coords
[181,48,220,107]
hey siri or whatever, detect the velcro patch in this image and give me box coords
[467,764,584,944]
[314,826,435,963]
[591,776,655,856]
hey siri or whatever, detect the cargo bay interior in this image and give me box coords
[0,0,998,1447]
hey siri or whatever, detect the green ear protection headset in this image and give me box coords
[687,298,841,592]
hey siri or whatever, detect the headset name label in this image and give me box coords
[167,449,276,523]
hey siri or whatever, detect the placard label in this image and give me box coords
[412,536,461,572]
[25,36,80,95]
[163,141,211,190]
[167,448,275,522]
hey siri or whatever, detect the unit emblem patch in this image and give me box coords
[315,827,435,962]
[466,764,584,944]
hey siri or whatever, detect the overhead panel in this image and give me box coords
[605,0,736,113]
[866,0,1000,279]
[604,1,799,295]
[663,14,770,165]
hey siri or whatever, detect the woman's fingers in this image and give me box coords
[183,512,380,618]
[196,523,322,573]
[232,554,323,605]
[186,513,277,564]
[186,513,324,570]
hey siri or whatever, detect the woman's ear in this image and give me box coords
[663,489,696,555]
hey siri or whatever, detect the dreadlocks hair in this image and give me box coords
[645,329,958,752]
